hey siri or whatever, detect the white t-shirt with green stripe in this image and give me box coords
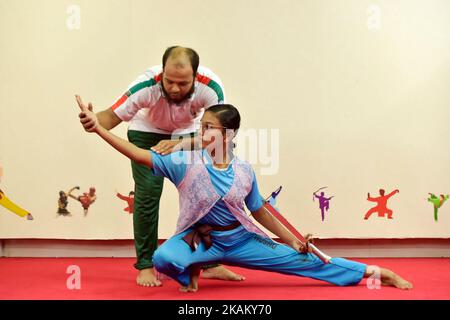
[111,65,225,135]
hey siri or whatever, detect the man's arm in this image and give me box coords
[77,103,122,132]
[76,95,153,168]
[97,108,122,130]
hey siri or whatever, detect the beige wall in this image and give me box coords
[0,0,449,239]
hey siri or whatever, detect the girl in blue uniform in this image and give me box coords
[76,99,413,292]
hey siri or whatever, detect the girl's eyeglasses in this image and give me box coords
[200,122,228,132]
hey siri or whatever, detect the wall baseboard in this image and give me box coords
[1,238,450,258]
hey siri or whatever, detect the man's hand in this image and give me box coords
[151,139,183,155]
[75,95,98,133]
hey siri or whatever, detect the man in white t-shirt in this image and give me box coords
[76,46,244,287]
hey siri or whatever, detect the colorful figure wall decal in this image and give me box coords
[0,165,34,220]
[364,189,399,220]
[116,191,134,214]
[57,190,71,217]
[312,187,334,221]
[67,186,97,217]
[427,193,449,222]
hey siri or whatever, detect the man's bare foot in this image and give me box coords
[136,268,161,287]
[201,265,245,281]
[26,213,34,220]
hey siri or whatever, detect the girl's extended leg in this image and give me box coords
[364,265,413,289]
[222,232,367,287]
[221,232,413,290]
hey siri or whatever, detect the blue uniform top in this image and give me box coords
[150,150,264,226]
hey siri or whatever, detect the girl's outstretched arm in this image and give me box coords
[251,205,312,253]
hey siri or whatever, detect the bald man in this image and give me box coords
[77,46,243,287]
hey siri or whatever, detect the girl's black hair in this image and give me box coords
[206,104,241,131]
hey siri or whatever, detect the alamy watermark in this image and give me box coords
[66,265,81,290]
[366,265,381,290]
[66,5,81,31]
[169,128,280,176]
[367,4,382,31]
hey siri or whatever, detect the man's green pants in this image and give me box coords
[128,130,171,270]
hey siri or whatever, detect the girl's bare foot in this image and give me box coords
[381,274,413,290]
[136,268,161,287]
[180,267,200,293]
[179,283,198,293]
[201,265,245,281]
[366,265,413,290]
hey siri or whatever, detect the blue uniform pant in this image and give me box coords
[153,226,367,287]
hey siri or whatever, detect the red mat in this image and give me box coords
[0,258,449,300]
